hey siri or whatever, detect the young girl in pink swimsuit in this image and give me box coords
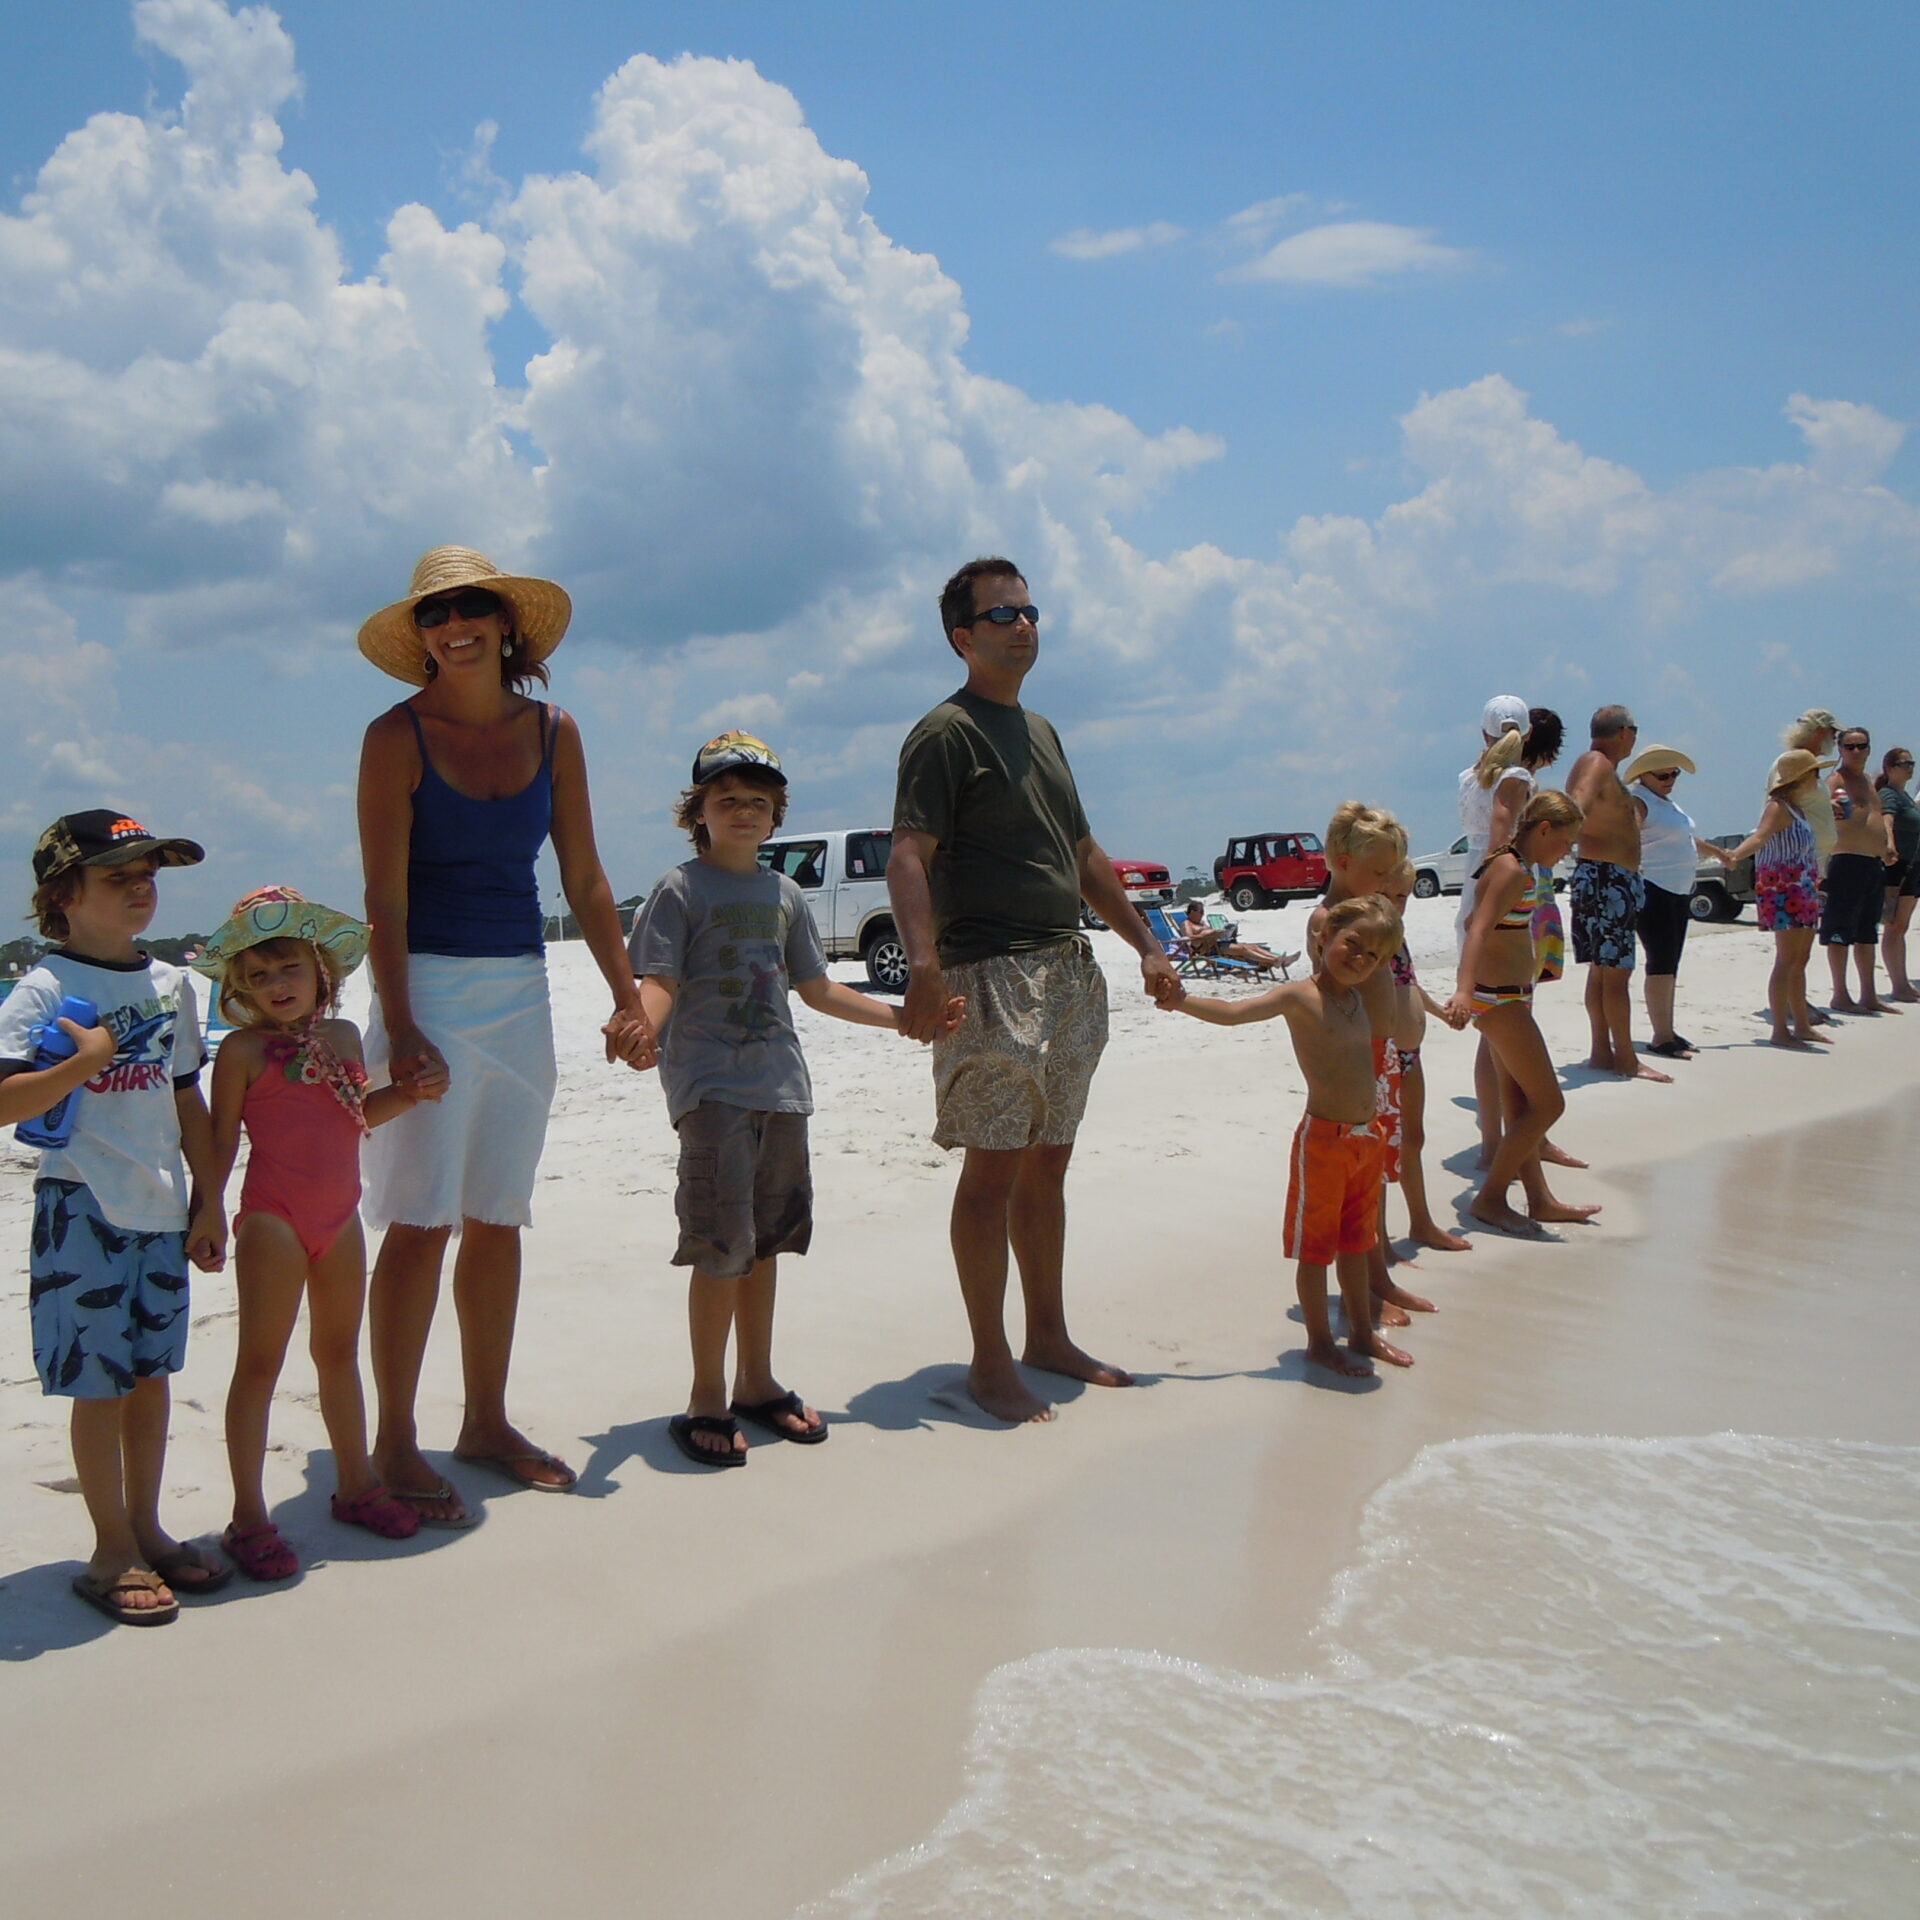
[199,889,444,1579]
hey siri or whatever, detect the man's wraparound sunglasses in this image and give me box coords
[414,589,504,629]
[967,603,1041,627]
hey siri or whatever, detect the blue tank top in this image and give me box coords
[404,702,554,957]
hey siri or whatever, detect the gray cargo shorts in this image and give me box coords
[932,937,1109,1152]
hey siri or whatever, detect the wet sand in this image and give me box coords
[1,902,1915,1913]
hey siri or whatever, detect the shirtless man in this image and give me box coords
[1565,705,1668,1083]
[1823,725,1903,1014]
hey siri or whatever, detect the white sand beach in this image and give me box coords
[2,896,1916,1915]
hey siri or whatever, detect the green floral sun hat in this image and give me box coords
[191,886,371,980]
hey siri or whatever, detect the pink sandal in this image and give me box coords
[222,1520,300,1582]
[330,1487,422,1540]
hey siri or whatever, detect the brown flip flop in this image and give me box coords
[72,1567,179,1627]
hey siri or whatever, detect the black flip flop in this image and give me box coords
[669,1413,746,1468]
[1645,1038,1693,1059]
[731,1390,829,1445]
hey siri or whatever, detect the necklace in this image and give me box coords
[263,1020,369,1132]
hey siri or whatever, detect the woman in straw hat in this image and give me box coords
[356,547,654,1524]
[1625,744,1737,1060]
[1725,748,1835,1048]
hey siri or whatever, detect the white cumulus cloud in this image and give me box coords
[1049,222,1186,261]
[1225,220,1475,289]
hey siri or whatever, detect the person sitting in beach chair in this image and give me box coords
[1141,905,1258,981]
[1183,898,1296,977]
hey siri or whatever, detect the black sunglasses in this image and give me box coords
[414,588,504,628]
[966,603,1040,628]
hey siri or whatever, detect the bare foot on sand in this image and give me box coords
[1631,1062,1672,1083]
[1540,1139,1588,1169]
[967,1360,1054,1423]
[1470,1196,1551,1239]
[1768,1031,1815,1050]
[1413,1221,1473,1252]
[1374,1278,1436,1314]
[1023,1338,1134,1389]
[1830,994,1860,1013]
[1356,1332,1414,1368]
[1304,1338,1374,1378]
[1529,1198,1601,1223]
[1371,1297,1412,1327]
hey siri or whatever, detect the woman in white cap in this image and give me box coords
[356,547,653,1525]
[1626,745,1737,1059]
[1459,696,1540,1168]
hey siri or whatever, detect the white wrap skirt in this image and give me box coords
[363,953,557,1231]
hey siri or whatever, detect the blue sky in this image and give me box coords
[2,0,1916,930]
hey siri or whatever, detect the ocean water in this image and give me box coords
[802,1434,1920,1918]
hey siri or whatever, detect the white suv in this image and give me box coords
[757,828,908,991]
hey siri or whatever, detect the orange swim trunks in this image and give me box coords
[1370,1037,1403,1184]
[1283,1114,1386,1265]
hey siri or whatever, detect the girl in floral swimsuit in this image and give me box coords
[199,889,441,1580]
[1726,753,1833,1048]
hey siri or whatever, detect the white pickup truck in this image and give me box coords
[757,827,909,991]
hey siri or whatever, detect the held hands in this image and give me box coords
[895,994,966,1041]
[1143,952,1185,1009]
[899,965,956,1044]
[1440,992,1474,1031]
[602,1004,659,1072]
[186,1203,227,1273]
[389,1025,450,1104]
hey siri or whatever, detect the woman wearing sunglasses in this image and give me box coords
[1874,746,1920,1001]
[1626,745,1735,1059]
[354,548,653,1527]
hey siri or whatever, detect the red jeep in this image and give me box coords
[1212,832,1328,912]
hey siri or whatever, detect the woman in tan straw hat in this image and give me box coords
[356,546,654,1524]
[1725,749,1835,1048]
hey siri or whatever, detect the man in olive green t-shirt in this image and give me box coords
[889,557,1183,1424]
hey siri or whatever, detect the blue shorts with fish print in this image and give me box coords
[29,1179,189,1399]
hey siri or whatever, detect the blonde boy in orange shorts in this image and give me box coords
[1166,894,1414,1377]
[1310,802,1437,1324]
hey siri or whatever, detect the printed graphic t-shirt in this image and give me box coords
[0,951,203,1230]
[627,860,828,1125]
[893,689,1091,968]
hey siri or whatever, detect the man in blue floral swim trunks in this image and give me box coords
[1566,706,1669,1084]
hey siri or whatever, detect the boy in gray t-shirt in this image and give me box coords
[628,731,962,1467]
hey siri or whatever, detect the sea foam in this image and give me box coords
[801,1433,1920,1918]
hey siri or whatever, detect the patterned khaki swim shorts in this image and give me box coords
[932,937,1109,1152]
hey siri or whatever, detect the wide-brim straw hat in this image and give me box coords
[357,546,572,687]
[1767,748,1836,795]
[1622,745,1698,785]
[191,886,371,980]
